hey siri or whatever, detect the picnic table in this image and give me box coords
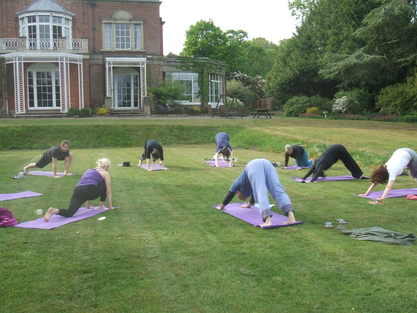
[251,97,273,119]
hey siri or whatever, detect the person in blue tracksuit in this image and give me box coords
[213,132,234,167]
[216,159,297,227]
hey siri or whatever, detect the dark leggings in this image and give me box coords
[59,184,106,217]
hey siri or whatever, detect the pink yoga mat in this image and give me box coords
[28,171,72,177]
[15,207,108,230]
[0,191,42,201]
[140,164,168,171]
[206,160,233,168]
[215,203,303,229]
[358,188,417,200]
[293,175,358,183]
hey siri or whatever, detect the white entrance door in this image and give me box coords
[113,73,140,109]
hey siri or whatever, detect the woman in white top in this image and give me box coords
[360,148,417,204]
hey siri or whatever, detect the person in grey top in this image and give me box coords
[216,159,297,227]
[360,148,417,204]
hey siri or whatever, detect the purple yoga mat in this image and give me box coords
[293,175,357,183]
[216,203,303,229]
[0,191,42,201]
[358,188,417,200]
[283,165,310,170]
[206,160,233,168]
[140,164,168,171]
[15,207,108,230]
[28,171,72,177]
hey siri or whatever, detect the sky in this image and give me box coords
[160,0,298,55]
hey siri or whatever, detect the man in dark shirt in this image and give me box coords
[23,140,72,177]
[302,144,364,182]
[138,139,164,171]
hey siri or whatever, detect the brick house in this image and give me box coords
[0,0,225,116]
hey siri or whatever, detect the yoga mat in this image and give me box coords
[283,165,310,170]
[27,171,72,177]
[206,160,233,168]
[15,207,108,230]
[0,191,43,202]
[358,188,417,200]
[216,203,303,229]
[140,164,168,171]
[293,175,358,183]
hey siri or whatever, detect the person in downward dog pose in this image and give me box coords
[138,139,164,171]
[23,140,72,177]
[360,148,417,204]
[43,158,113,222]
[213,132,234,167]
[302,144,365,183]
[216,159,297,227]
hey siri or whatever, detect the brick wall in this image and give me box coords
[0,0,163,55]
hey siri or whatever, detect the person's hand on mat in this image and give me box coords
[241,203,251,208]
[216,204,225,211]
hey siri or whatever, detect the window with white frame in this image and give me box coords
[19,14,72,49]
[166,72,200,104]
[209,73,224,105]
[27,70,61,109]
[103,22,143,50]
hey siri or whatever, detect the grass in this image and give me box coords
[1,117,417,313]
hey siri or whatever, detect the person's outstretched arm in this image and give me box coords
[229,150,234,167]
[284,153,290,167]
[52,158,58,177]
[101,172,113,210]
[359,183,377,197]
[217,191,236,210]
[214,152,220,167]
[64,154,72,175]
[369,181,394,205]
[303,167,314,181]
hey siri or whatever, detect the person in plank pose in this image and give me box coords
[302,144,366,183]
[43,158,113,221]
[213,132,234,167]
[23,140,72,177]
[360,148,417,204]
[284,144,313,168]
[138,139,164,171]
[216,159,297,227]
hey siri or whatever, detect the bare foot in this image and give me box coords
[260,216,272,228]
[285,211,297,224]
[43,207,59,222]
[241,203,251,208]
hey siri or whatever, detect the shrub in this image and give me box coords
[96,107,110,116]
[150,83,185,107]
[306,106,320,115]
[66,108,79,117]
[284,96,331,117]
[226,79,257,106]
[333,89,373,114]
[79,108,94,117]
[377,73,417,115]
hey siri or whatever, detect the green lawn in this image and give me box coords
[1,118,416,313]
